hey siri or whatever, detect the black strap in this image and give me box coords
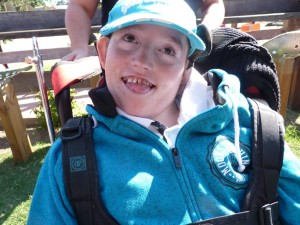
[190,202,279,225]
[256,99,284,202]
[243,99,284,212]
[61,116,119,225]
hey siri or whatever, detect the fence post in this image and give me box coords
[0,79,32,162]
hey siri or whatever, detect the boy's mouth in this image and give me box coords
[122,77,155,89]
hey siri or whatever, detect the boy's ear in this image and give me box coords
[185,57,191,70]
[177,66,191,97]
[97,36,110,69]
[182,66,191,83]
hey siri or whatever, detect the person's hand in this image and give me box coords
[61,48,89,61]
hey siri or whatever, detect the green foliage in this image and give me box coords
[33,89,60,129]
[33,88,86,129]
[0,0,45,11]
[285,124,300,158]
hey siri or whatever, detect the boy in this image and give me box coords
[27,0,300,224]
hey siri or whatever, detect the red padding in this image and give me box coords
[51,56,101,95]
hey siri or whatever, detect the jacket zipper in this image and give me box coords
[150,121,182,169]
[172,147,182,168]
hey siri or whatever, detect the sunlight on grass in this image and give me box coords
[285,125,300,158]
[5,200,31,225]
[0,142,50,225]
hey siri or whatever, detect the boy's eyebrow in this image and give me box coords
[169,35,188,48]
[164,33,190,51]
[123,25,188,47]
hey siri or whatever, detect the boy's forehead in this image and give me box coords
[116,24,189,44]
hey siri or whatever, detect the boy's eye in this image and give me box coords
[161,47,176,56]
[123,34,136,43]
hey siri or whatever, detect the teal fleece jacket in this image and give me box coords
[27,69,300,224]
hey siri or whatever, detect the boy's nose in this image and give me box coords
[133,47,153,71]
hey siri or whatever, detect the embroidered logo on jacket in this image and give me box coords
[207,136,251,189]
[70,156,87,172]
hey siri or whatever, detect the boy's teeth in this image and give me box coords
[124,77,152,87]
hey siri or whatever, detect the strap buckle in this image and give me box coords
[259,202,279,225]
[60,117,83,141]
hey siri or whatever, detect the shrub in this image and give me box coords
[33,88,86,130]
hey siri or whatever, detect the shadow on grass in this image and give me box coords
[0,135,9,149]
[0,124,52,224]
[0,123,52,151]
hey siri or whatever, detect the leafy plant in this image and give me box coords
[0,0,44,11]
[33,89,59,129]
[33,88,86,130]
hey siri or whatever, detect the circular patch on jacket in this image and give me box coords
[70,156,87,173]
[207,136,251,189]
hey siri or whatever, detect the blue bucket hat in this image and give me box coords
[100,0,206,56]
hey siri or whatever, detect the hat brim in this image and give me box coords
[100,13,206,53]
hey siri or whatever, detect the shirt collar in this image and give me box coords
[116,107,154,129]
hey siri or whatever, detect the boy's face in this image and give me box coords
[97,24,190,121]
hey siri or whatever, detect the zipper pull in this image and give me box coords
[172,147,181,168]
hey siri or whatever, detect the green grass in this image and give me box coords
[0,142,50,225]
[284,109,300,157]
[285,125,300,158]
[0,110,299,225]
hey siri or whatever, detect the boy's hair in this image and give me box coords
[100,0,206,56]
